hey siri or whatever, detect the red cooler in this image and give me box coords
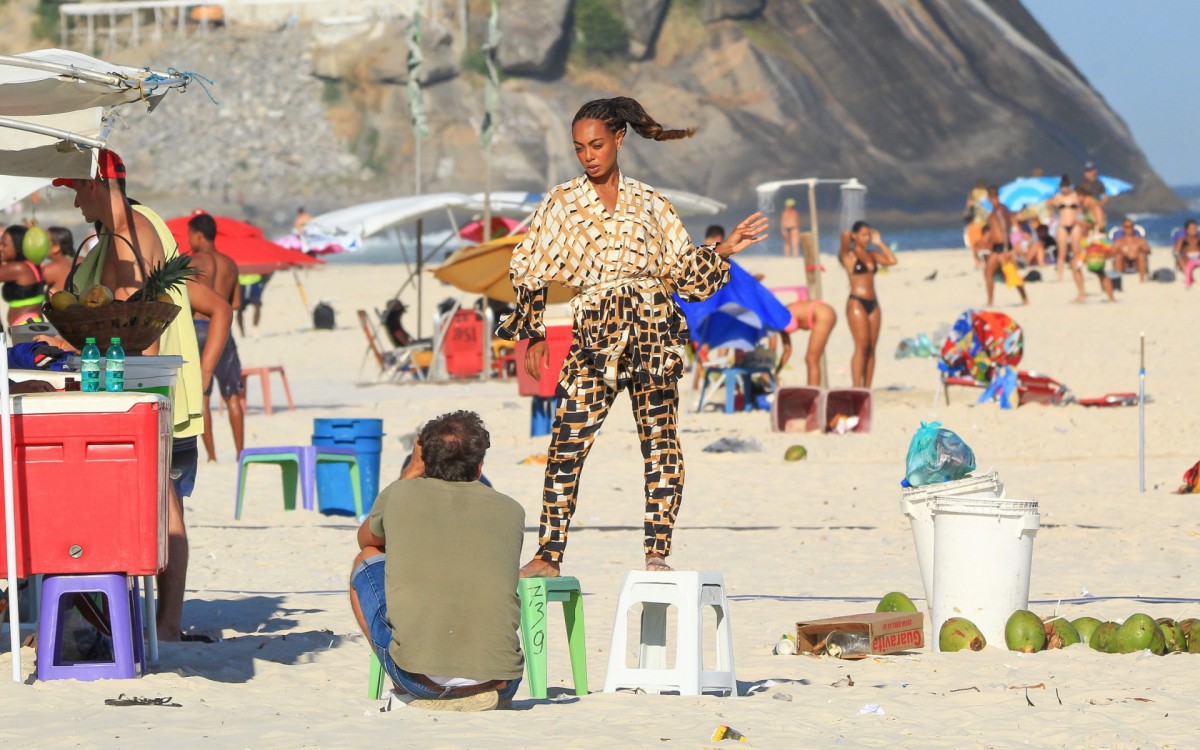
[443,309,485,378]
[0,392,171,578]
[515,324,573,397]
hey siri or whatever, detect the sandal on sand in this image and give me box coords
[409,690,500,712]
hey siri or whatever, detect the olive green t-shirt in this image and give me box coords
[368,477,525,681]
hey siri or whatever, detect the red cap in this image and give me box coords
[52,149,126,188]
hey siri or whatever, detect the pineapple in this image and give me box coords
[129,255,198,303]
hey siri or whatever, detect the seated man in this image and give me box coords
[1112,220,1150,282]
[349,411,524,711]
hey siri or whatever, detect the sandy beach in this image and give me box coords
[2,247,1198,749]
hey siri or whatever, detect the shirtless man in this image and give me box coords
[983,185,1027,306]
[187,213,245,462]
[780,198,802,258]
[1112,220,1150,282]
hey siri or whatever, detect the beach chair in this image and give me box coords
[938,369,1069,407]
[357,310,429,382]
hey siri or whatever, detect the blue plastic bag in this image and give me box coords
[904,421,976,487]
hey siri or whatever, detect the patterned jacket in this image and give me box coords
[497,172,730,390]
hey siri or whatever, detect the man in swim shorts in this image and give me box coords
[186,213,244,462]
[1112,220,1150,282]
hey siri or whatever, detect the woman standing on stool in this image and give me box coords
[840,221,897,388]
[499,97,768,578]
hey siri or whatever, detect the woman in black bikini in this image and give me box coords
[840,221,897,388]
[1048,175,1083,285]
[0,225,48,327]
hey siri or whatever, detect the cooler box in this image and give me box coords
[0,392,171,578]
[313,418,384,516]
[515,324,573,398]
[443,309,485,378]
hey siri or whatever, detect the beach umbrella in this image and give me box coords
[1099,175,1133,197]
[432,234,575,304]
[675,261,793,351]
[274,232,345,256]
[458,216,521,243]
[998,177,1058,211]
[166,213,324,275]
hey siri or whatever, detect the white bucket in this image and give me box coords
[929,496,1039,651]
[900,471,1004,606]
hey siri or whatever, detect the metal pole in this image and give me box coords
[459,0,468,52]
[1,332,23,682]
[482,141,492,243]
[416,218,424,339]
[1139,332,1145,492]
[805,180,828,388]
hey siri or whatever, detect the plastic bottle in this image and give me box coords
[105,337,125,392]
[81,337,101,392]
[824,631,871,658]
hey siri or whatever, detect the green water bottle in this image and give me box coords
[105,337,125,392]
[81,337,101,392]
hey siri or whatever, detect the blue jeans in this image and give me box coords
[352,554,520,701]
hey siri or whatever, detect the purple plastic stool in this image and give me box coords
[235,446,362,520]
[37,573,145,681]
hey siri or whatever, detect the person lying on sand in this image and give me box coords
[349,411,524,711]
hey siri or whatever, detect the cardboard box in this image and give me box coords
[795,612,924,658]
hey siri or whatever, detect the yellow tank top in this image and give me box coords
[72,205,204,438]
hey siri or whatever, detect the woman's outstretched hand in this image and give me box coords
[715,212,770,258]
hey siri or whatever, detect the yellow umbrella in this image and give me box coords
[432,234,576,304]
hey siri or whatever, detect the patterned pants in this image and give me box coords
[536,367,683,563]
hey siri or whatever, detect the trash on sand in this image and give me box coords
[857,703,885,716]
[773,692,793,702]
[703,437,762,454]
[711,725,749,742]
[518,453,548,465]
[104,695,181,707]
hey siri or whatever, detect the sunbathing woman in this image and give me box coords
[840,221,897,388]
[781,300,836,387]
[1047,175,1083,283]
[500,96,768,577]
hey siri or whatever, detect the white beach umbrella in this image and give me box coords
[0,49,195,179]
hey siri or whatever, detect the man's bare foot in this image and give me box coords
[519,558,560,578]
[645,555,673,572]
[1071,295,1086,303]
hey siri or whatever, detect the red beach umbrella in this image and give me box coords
[166,211,324,275]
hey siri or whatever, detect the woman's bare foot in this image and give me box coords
[519,558,560,578]
[645,555,673,572]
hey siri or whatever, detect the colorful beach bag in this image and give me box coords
[939,310,1024,382]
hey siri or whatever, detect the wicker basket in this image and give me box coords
[43,300,181,355]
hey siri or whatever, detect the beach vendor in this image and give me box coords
[350,411,524,711]
[498,96,768,577]
[53,149,230,641]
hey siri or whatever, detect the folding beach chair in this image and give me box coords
[357,310,430,382]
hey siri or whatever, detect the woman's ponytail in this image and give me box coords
[572,96,695,142]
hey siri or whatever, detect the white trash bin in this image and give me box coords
[929,496,1039,650]
[900,471,1004,607]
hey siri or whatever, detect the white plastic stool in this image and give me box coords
[603,571,736,696]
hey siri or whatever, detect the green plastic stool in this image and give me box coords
[368,651,386,700]
[366,577,590,701]
[234,446,362,520]
[518,576,589,699]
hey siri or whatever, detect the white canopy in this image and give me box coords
[0,49,194,179]
[0,176,51,209]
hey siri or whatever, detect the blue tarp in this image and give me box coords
[675,261,793,351]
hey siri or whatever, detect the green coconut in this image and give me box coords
[875,591,919,614]
[1116,614,1165,655]
[939,617,986,652]
[22,225,50,265]
[1005,610,1046,653]
[1071,617,1103,645]
[1042,617,1081,649]
[784,445,808,462]
[1157,618,1186,654]
[1089,622,1121,653]
[1180,619,1200,653]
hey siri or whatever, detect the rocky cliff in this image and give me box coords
[97,0,1178,224]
